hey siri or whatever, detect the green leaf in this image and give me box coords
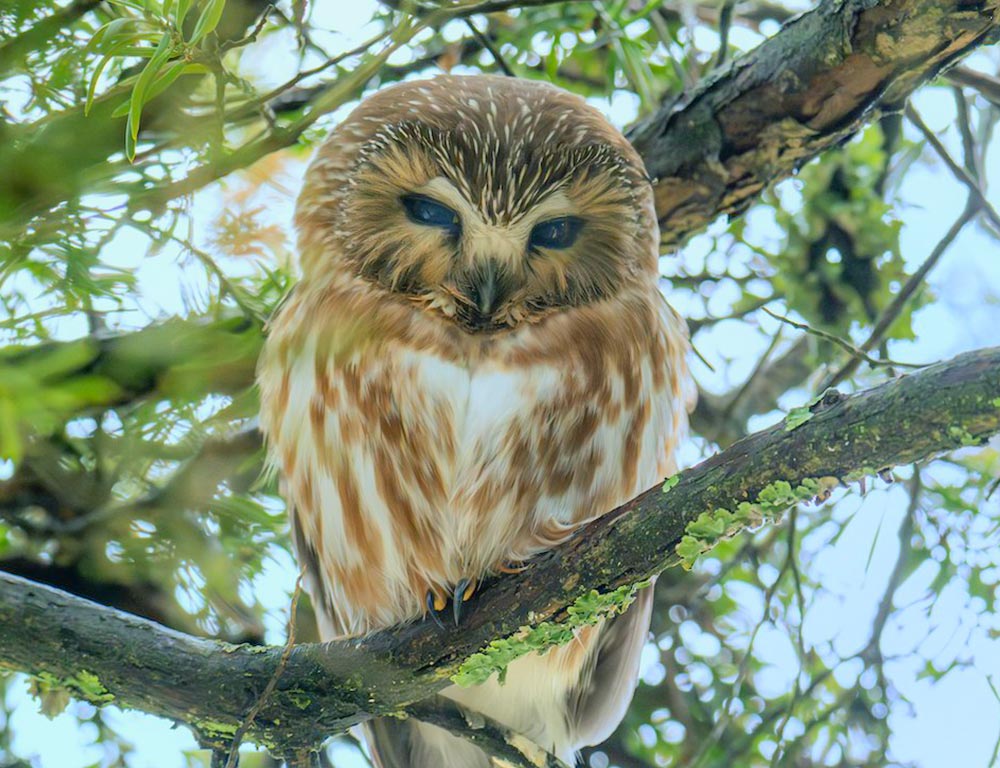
[125,33,173,160]
[0,398,21,463]
[785,406,813,431]
[87,33,156,115]
[188,0,227,44]
[175,0,195,29]
[110,61,205,118]
[85,17,141,53]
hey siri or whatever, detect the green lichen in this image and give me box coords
[28,670,114,717]
[285,689,312,710]
[843,465,879,483]
[662,474,680,493]
[452,582,647,688]
[948,426,981,447]
[195,718,240,740]
[68,671,114,703]
[784,406,813,431]
[675,478,840,570]
[991,397,1000,409]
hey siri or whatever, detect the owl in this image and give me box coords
[257,74,692,767]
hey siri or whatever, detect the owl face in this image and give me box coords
[297,75,658,333]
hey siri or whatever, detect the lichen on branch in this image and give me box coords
[1,346,998,755]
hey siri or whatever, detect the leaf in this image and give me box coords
[85,17,141,54]
[0,398,21,463]
[784,406,813,431]
[188,0,227,45]
[28,677,71,719]
[87,34,155,115]
[125,33,173,160]
[175,0,196,29]
[110,61,207,118]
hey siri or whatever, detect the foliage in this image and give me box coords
[2,1,1000,768]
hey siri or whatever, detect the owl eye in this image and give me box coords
[401,194,460,234]
[529,217,583,250]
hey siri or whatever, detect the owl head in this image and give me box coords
[296,75,659,333]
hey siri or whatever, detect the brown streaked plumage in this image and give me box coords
[257,74,693,767]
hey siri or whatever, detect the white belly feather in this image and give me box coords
[259,294,688,763]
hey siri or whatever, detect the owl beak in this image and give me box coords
[471,260,500,316]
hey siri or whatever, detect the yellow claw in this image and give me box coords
[461,579,476,601]
[497,561,528,574]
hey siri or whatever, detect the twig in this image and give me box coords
[820,203,976,390]
[952,87,980,179]
[224,571,306,768]
[464,19,515,76]
[686,294,780,335]
[220,5,277,53]
[947,66,1000,108]
[905,102,1000,233]
[718,322,785,425]
[769,508,810,767]
[685,526,800,768]
[987,676,1000,768]
[762,308,924,372]
[863,467,920,666]
[715,0,735,68]
[692,336,814,446]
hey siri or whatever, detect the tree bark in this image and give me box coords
[3,0,999,239]
[629,0,1000,246]
[3,346,998,755]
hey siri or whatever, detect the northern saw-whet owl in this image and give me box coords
[257,74,692,767]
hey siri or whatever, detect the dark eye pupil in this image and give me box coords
[402,194,459,233]
[530,217,582,249]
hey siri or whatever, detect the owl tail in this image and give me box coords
[365,717,492,768]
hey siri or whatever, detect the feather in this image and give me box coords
[257,73,692,767]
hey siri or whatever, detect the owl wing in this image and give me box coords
[566,583,654,747]
[287,498,345,639]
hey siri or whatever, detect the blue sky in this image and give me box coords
[4,2,1000,767]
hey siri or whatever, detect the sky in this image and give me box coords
[4,2,1000,767]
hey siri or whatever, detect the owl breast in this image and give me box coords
[258,281,688,638]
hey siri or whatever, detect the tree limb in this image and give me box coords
[627,0,1000,246]
[2,345,999,755]
[4,0,999,244]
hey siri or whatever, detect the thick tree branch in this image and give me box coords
[4,0,999,243]
[627,0,1000,246]
[2,346,999,755]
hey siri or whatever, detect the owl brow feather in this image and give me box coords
[358,120,632,223]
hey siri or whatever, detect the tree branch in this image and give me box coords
[5,0,999,244]
[2,346,999,755]
[627,0,1000,246]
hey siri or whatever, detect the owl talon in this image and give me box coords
[452,578,476,625]
[497,561,528,574]
[425,589,446,629]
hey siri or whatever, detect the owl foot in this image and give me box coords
[425,589,447,629]
[452,577,477,625]
[497,561,528,574]
[424,581,477,627]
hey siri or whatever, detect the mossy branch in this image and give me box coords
[629,0,1000,246]
[4,0,998,241]
[2,346,999,755]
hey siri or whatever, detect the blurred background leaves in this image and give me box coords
[2,1,1000,767]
